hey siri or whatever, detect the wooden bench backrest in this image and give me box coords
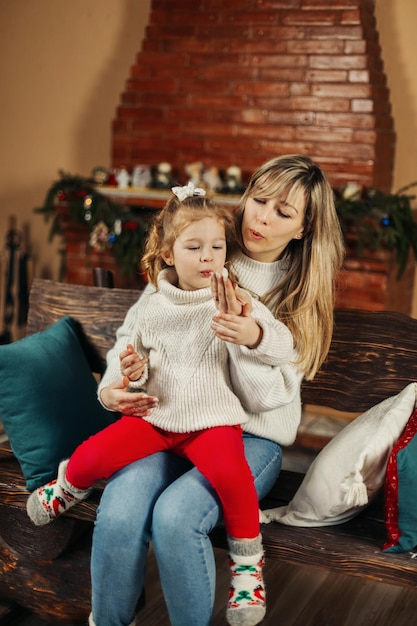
[302,308,417,412]
[27,279,417,414]
[26,278,142,375]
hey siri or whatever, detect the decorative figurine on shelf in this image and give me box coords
[150,162,175,189]
[220,165,246,195]
[202,165,223,193]
[107,169,118,186]
[116,168,131,190]
[89,221,111,252]
[184,161,204,187]
[91,166,109,186]
[131,165,152,189]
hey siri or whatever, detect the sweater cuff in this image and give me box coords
[239,317,293,364]
[125,362,148,389]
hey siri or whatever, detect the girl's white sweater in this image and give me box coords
[98,254,303,445]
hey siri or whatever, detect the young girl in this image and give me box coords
[27,185,297,626]
[86,154,344,626]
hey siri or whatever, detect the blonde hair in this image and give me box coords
[142,193,239,286]
[237,155,345,380]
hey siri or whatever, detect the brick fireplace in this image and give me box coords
[59,0,415,314]
[111,0,395,190]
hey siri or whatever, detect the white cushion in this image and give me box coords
[261,383,417,527]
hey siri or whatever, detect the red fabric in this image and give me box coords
[67,417,259,539]
[383,407,417,550]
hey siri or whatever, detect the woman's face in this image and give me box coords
[241,187,306,263]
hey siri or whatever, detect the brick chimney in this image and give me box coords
[112,0,394,191]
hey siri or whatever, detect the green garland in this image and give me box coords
[335,181,417,279]
[34,171,148,278]
[35,172,417,281]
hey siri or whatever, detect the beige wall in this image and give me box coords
[0,1,416,314]
[0,0,151,286]
[375,0,417,317]
[375,0,417,192]
[374,1,417,315]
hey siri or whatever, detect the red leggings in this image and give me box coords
[66,416,260,539]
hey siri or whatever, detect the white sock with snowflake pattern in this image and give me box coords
[26,459,91,525]
[226,534,266,626]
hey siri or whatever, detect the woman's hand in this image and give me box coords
[100,377,158,417]
[211,272,252,316]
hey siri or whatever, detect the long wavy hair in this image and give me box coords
[237,155,345,380]
[141,193,239,286]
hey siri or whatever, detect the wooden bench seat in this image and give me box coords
[1,278,417,622]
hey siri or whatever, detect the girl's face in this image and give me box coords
[163,217,227,290]
[241,187,306,262]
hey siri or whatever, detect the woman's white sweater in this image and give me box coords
[231,253,304,445]
[98,254,303,445]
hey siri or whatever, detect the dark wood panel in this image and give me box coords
[26,279,142,374]
[0,533,92,623]
[10,547,417,626]
[302,308,417,412]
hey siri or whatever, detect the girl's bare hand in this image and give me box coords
[100,377,158,417]
[211,273,253,316]
[211,311,262,348]
[120,344,147,381]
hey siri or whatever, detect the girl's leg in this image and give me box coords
[91,451,193,626]
[178,426,259,539]
[27,418,169,525]
[152,434,282,626]
[67,417,170,487]
[180,427,266,626]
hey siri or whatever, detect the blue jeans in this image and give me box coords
[91,434,282,626]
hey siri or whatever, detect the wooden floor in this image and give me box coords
[2,446,417,625]
[3,544,417,626]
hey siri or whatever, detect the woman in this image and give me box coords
[90,155,345,626]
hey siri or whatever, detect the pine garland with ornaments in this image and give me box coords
[35,169,417,281]
[335,180,417,279]
[34,171,148,278]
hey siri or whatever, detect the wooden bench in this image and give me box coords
[1,277,417,622]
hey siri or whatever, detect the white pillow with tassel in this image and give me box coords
[261,383,417,527]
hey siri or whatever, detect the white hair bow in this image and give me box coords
[171,181,206,201]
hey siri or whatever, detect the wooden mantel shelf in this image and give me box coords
[96,186,241,209]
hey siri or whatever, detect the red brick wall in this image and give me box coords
[336,247,415,314]
[63,0,409,311]
[112,0,395,191]
[56,205,144,290]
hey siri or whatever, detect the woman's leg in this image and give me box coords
[152,434,282,626]
[90,451,192,626]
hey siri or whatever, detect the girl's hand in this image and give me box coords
[211,310,263,349]
[120,344,147,382]
[211,273,252,316]
[100,377,158,417]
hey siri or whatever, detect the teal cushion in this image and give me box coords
[0,316,116,491]
[384,407,417,553]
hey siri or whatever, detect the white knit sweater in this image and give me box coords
[98,254,303,444]
[231,253,304,445]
